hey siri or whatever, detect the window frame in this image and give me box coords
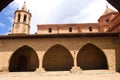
[69,27,72,32]
[48,28,52,33]
[89,27,92,32]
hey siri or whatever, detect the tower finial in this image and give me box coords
[24,1,26,4]
[106,3,108,9]
[24,0,26,3]
[21,1,27,11]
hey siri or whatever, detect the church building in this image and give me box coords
[0,2,120,74]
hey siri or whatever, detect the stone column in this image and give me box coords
[35,51,45,73]
[71,50,82,73]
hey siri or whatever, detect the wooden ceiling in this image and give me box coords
[0,0,14,12]
[107,0,120,12]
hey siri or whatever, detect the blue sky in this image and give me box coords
[0,0,117,35]
[0,5,14,34]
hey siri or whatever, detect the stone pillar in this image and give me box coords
[35,51,45,73]
[103,49,116,71]
[71,50,82,73]
[0,51,13,72]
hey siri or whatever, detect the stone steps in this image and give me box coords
[0,71,71,77]
[82,70,117,75]
[0,70,118,77]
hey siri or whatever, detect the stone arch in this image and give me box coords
[9,45,39,72]
[77,43,108,70]
[43,44,73,71]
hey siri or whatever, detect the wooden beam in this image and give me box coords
[0,0,14,12]
[107,0,120,12]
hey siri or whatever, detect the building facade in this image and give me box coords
[0,3,120,73]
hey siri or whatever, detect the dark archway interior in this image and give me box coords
[17,55,28,71]
[77,43,108,70]
[43,44,73,71]
[9,46,39,72]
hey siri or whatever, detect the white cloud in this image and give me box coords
[9,0,117,34]
[7,17,14,33]
[8,17,14,24]
[0,22,6,27]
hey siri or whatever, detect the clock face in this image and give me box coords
[15,24,19,29]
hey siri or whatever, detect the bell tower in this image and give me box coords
[11,2,31,34]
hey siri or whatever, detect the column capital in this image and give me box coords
[72,50,79,54]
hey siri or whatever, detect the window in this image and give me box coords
[89,27,92,31]
[48,28,52,33]
[106,19,109,22]
[69,27,72,32]
[18,14,21,22]
[23,15,27,22]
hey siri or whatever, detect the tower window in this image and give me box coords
[23,15,27,22]
[69,27,72,32]
[89,27,92,31]
[18,14,21,22]
[48,28,52,33]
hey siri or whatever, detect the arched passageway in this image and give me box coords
[77,43,108,70]
[43,44,73,71]
[9,46,39,72]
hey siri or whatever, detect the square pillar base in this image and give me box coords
[35,68,46,73]
[71,67,82,73]
[0,67,9,72]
